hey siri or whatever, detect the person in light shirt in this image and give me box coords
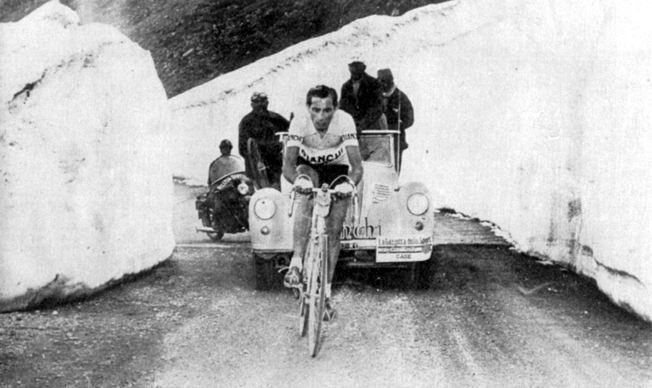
[282,85,363,321]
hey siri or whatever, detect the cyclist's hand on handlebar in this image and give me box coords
[333,182,355,198]
[293,179,313,195]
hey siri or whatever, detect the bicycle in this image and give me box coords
[288,175,357,357]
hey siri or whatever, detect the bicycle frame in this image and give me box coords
[292,176,356,357]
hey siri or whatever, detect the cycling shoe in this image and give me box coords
[283,266,301,288]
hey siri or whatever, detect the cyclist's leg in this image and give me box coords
[325,198,349,285]
[322,164,351,287]
[315,164,350,319]
[284,164,319,287]
[322,197,348,321]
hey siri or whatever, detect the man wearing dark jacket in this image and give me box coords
[238,92,290,188]
[339,61,383,134]
[377,68,414,171]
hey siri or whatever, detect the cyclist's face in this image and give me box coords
[308,97,335,131]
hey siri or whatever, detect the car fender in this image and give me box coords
[248,188,293,253]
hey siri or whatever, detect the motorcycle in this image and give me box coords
[195,155,254,241]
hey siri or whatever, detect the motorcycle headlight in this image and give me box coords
[254,198,277,220]
[237,182,249,195]
[407,193,429,216]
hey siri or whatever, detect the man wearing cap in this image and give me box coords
[238,92,291,188]
[339,61,383,135]
[206,139,243,229]
[208,139,236,187]
[377,68,414,171]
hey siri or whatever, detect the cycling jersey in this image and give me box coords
[287,109,358,166]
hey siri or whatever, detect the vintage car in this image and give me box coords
[248,130,434,290]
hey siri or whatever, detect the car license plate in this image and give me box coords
[376,236,432,263]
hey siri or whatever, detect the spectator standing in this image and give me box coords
[339,61,383,134]
[238,92,290,188]
[377,68,414,171]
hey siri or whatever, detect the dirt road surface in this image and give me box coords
[1,183,651,388]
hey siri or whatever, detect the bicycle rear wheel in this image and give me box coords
[308,235,328,357]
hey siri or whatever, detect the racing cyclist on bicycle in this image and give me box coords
[282,85,364,321]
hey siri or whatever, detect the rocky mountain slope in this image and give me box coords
[1,0,448,97]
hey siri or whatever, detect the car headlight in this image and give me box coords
[407,193,429,216]
[254,198,277,220]
[237,182,249,195]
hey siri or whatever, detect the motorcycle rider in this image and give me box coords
[208,139,237,187]
[238,92,290,189]
[282,85,363,321]
[206,139,246,230]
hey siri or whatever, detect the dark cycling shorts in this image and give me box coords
[297,157,349,186]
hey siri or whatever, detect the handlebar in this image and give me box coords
[293,184,353,197]
[287,175,359,226]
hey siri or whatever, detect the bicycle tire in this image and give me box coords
[246,138,270,190]
[308,235,328,357]
[299,292,309,337]
[298,235,316,338]
[299,230,317,337]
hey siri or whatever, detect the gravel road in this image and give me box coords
[1,182,651,388]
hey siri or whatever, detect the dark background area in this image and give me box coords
[1,0,448,97]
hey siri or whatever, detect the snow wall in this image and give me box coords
[0,1,175,311]
[169,0,652,321]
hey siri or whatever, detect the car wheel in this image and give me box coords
[253,253,278,291]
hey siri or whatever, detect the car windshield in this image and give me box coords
[209,156,245,183]
[359,134,393,167]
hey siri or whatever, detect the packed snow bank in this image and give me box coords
[0,1,175,311]
[170,0,652,321]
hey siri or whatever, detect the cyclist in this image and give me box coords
[282,85,364,321]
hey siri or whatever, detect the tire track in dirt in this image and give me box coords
[479,285,652,387]
[154,279,449,388]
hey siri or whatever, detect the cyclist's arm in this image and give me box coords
[345,145,363,185]
[283,145,300,184]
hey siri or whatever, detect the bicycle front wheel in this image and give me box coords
[298,236,317,338]
[299,291,309,338]
[308,235,328,357]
